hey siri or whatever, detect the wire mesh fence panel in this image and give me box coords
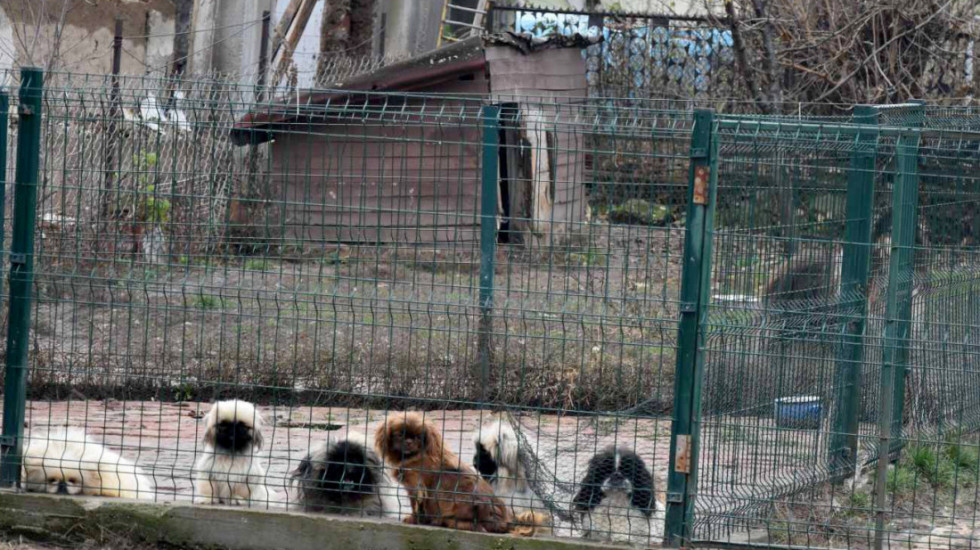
[690,111,980,548]
[6,64,980,550]
[693,116,858,545]
[0,68,702,546]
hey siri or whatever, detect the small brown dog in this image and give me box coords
[376,412,544,534]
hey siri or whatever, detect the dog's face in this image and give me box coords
[23,464,84,495]
[376,413,439,463]
[319,441,376,500]
[386,426,423,459]
[214,419,254,453]
[203,400,264,454]
[22,429,95,496]
[473,442,498,482]
[601,470,633,496]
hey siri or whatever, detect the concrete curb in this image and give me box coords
[0,492,626,550]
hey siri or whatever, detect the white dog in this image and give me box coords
[22,428,154,500]
[194,400,270,506]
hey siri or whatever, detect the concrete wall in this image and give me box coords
[191,0,277,79]
[0,0,176,75]
[0,492,620,550]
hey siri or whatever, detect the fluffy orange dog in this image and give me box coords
[376,412,544,534]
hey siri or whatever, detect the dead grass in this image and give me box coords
[24,222,685,411]
[0,532,185,550]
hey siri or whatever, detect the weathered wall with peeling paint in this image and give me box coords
[0,0,176,75]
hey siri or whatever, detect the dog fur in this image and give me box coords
[376,412,540,534]
[472,417,547,519]
[292,427,409,519]
[22,428,154,499]
[194,400,270,506]
[573,446,664,544]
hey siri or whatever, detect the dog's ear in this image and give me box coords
[78,462,103,496]
[497,424,519,473]
[292,454,314,482]
[574,450,614,512]
[245,404,265,450]
[374,423,387,459]
[203,424,215,447]
[572,472,604,512]
[418,417,443,455]
[623,453,655,515]
[251,426,264,451]
[202,406,217,446]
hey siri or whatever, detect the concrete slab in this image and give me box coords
[0,492,631,550]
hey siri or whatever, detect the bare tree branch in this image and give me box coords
[719,0,771,113]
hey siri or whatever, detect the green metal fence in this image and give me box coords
[0,67,979,549]
[686,108,980,548]
[0,68,694,545]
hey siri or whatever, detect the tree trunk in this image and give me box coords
[750,0,783,111]
[171,0,194,78]
[724,1,771,114]
[315,0,376,85]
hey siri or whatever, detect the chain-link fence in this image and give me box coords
[0,67,979,549]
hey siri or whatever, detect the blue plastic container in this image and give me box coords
[774,396,822,429]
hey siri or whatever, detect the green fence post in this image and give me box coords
[888,102,924,447]
[477,104,500,400]
[665,110,717,546]
[829,105,879,477]
[0,89,9,289]
[0,67,44,488]
[872,120,921,550]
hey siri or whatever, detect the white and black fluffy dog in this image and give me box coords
[291,427,408,519]
[573,446,664,544]
[22,428,154,500]
[472,417,546,516]
[194,400,270,506]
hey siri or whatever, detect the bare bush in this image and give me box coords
[713,0,978,110]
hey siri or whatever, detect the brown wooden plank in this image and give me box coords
[271,0,303,60]
[271,118,488,244]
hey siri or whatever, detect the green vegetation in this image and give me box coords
[608,199,671,226]
[245,258,271,271]
[187,294,224,310]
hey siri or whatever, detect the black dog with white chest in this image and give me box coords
[572,446,663,543]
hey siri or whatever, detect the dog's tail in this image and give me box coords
[509,511,550,537]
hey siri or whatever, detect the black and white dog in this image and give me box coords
[472,417,546,517]
[292,428,408,519]
[573,446,663,544]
